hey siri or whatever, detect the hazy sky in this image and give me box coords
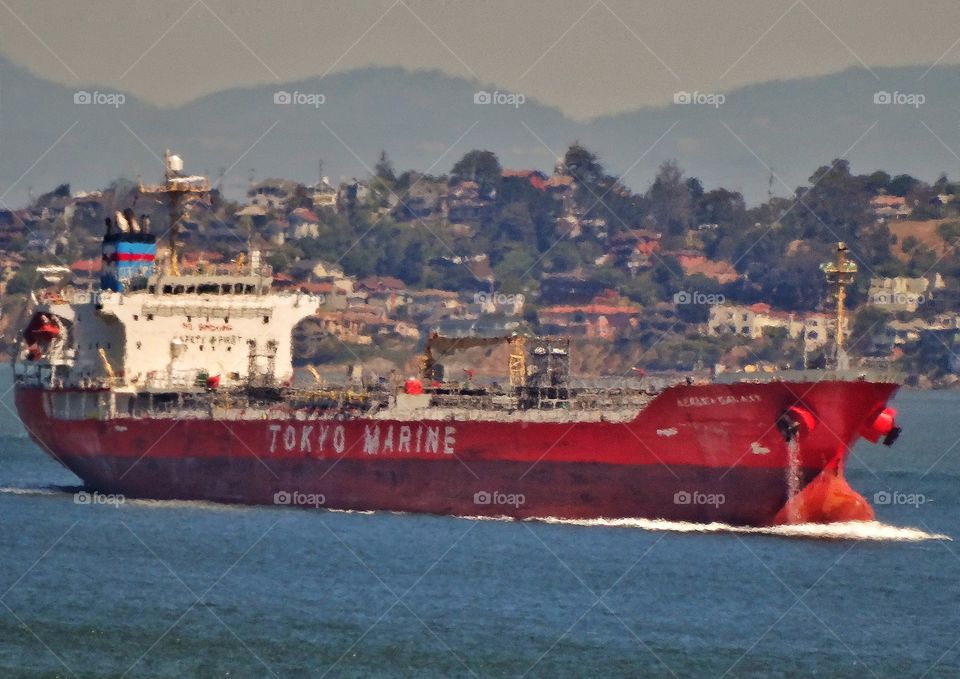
[3,0,960,119]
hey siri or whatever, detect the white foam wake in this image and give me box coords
[0,486,947,541]
[527,517,950,542]
[0,486,61,496]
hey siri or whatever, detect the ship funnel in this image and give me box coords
[101,223,157,292]
[123,207,140,233]
[114,210,129,233]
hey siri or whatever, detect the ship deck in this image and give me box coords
[30,383,659,424]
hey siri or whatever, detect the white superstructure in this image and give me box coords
[55,288,319,390]
[15,152,320,391]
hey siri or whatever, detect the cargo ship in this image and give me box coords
[12,153,902,525]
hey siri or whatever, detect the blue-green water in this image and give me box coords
[1,372,959,678]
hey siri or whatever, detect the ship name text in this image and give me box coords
[676,393,762,408]
[268,423,457,456]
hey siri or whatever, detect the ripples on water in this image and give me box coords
[3,387,960,677]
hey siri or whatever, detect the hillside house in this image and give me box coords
[539,301,641,340]
[609,230,662,273]
[288,207,320,240]
[248,179,300,211]
[312,178,338,209]
[870,194,911,220]
[501,169,548,191]
[708,303,803,341]
[444,180,492,222]
[868,274,943,312]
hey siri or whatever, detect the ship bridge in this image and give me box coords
[147,260,273,297]
[15,150,319,393]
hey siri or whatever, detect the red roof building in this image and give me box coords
[70,259,102,274]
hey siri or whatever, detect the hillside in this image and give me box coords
[5,55,960,206]
[890,219,954,262]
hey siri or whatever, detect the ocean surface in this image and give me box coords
[1,370,959,678]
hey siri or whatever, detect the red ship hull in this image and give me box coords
[14,379,899,525]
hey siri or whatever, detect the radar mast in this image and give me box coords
[139,150,210,276]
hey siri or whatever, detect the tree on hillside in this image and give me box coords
[933,172,952,195]
[696,188,747,227]
[888,174,920,197]
[450,150,501,197]
[685,176,704,205]
[646,161,694,235]
[492,249,538,293]
[4,267,38,295]
[783,159,869,244]
[865,170,892,194]
[375,151,396,183]
[562,143,605,186]
[34,184,70,209]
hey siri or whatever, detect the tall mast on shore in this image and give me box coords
[820,241,858,369]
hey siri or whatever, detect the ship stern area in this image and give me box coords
[657,379,901,526]
[14,384,115,492]
[15,386,60,460]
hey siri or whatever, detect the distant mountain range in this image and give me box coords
[2,55,959,207]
